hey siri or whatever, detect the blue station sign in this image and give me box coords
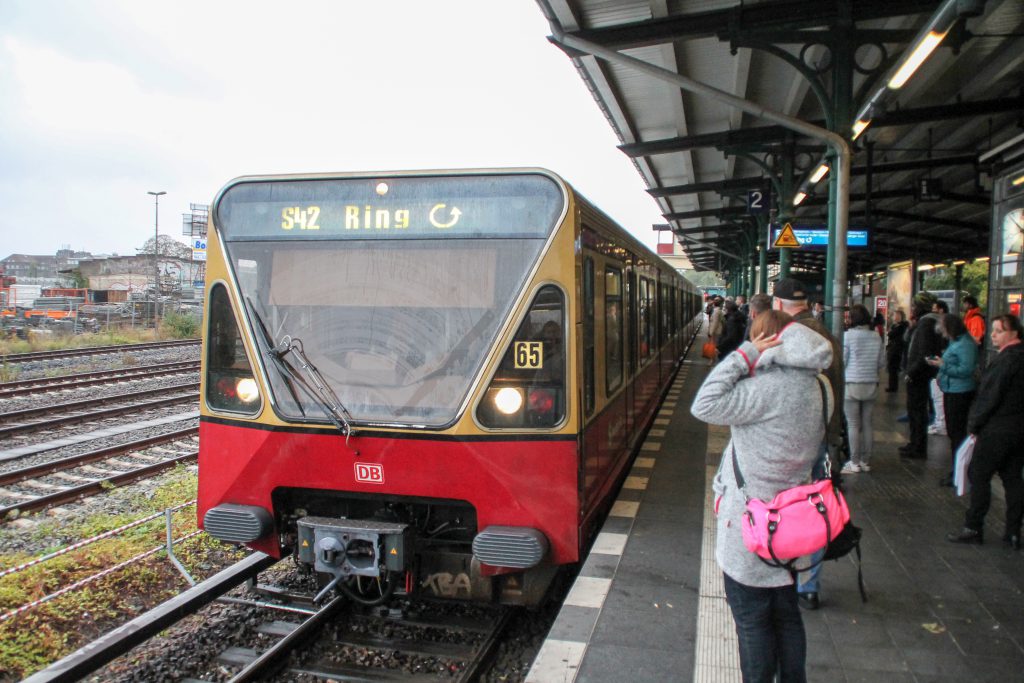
[769,224,869,249]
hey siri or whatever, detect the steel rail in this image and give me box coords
[0,450,198,518]
[21,552,279,683]
[0,361,199,398]
[0,426,197,485]
[0,381,198,421]
[0,392,197,439]
[227,595,348,683]
[1,338,199,364]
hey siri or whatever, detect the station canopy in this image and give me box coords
[537,0,1024,276]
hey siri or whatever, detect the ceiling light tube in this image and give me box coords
[809,164,830,184]
[793,191,808,206]
[1012,174,1024,187]
[952,260,967,265]
[888,30,947,89]
[917,264,934,271]
[852,119,871,140]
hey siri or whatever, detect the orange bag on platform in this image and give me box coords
[702,341,717,360]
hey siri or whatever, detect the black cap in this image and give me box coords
[773,277,808,301]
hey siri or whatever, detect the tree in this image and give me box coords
[138,235,192,260]
[922,262,989,308]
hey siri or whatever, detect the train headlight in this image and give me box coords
[494,387,524,415]
[235,377,260,403]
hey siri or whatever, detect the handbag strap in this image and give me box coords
[730,373,832,492]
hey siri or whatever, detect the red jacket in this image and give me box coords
[964,306,985,344]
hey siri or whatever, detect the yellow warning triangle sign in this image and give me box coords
[774,223,801,248]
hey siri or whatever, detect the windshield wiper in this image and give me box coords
[246,297,306,416]
[271,335,357,446]
[245,298,357,452]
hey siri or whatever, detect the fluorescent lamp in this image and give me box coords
[793,191,808,206]
[888,31,946,89]
[975,257,990,263]
[952,260,967,266]
[1012,174,1024,187]
[809,164,830,184]
[852,119,870,140]
[917,264,934,271]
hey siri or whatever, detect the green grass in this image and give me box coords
[159,312,200,339]
[0,467,246,679]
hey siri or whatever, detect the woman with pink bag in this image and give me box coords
[691,309,833,683]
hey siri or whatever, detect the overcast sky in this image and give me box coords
[0,1,669,258]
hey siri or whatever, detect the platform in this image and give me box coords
[527,330,1024,683]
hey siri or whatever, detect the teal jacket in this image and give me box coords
[937,333,978,394]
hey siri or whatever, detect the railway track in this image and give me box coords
[0,381,199,439]
[216,586,512,682]
[0,339,199,364]
[0,360,200,398]
[23,557,511,683]
[0,427,198,518]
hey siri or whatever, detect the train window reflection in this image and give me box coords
[227,238,544,427]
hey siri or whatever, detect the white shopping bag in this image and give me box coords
[954,435,977,496]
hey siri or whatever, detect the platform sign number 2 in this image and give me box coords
[747,189,768,215]
[514,341,543,369]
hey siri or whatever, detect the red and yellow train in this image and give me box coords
[198,169,700,605]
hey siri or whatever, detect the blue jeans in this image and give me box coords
[723,572,807,683]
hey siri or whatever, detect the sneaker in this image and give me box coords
[841,461,862,473]
[859,462,871,472]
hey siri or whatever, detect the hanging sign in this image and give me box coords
[773,222,801,248]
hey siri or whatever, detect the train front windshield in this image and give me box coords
[214,173,565,427]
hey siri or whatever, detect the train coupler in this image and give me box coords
[297,516,411,580]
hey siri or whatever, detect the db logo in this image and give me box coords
[354,462,385,485]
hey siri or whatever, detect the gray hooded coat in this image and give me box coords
[691,322,834,588]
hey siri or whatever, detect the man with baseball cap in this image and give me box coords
[772,277,845,610]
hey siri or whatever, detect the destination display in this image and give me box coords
[770,224,869,249]
[216,174,564,241]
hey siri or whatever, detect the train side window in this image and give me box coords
[605,267,623,393]
[639,276,654,360]
[583,257,595,416]
[206,283,261,415]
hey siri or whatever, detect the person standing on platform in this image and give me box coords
[692,309,833,683]
[737,294,749,318]
[886,310,909,393]
[947,314,1024,547]
[872,312,886,338]
[841,304,885,473]
[928,314,978,488]
[928,300,951,436]
[900,302,944,459]
[963,295,986,345]
[772,277,844,611]
[812,300,826,321]
[717,300,747,358]
[743,293,772,341]
[707,297,725,365]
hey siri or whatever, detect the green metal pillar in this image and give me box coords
[757,215,768,293]
[825,8,854,332]
[778,147,794,278]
